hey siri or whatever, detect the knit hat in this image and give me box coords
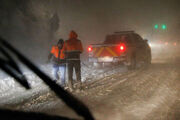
[57,39,64,44]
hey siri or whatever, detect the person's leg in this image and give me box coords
[67,62,73,90]
[74,60,82,88]
[52,64,59,81]
[74,60,81,83]
[59,65,66,86]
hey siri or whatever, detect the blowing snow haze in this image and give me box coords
[0,0,180,62]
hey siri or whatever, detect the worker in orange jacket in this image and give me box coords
[62,30,83,90]
[48,39,66,87]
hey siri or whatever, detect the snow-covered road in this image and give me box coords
[0,56,180,120]
[0,62,127,106]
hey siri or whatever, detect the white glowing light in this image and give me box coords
[98,56,113,62]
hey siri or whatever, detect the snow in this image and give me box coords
[0,62,127,105]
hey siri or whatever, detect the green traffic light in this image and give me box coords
[154,24,158,29]
[161,24,166,30]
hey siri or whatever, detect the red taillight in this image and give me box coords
[119,44,126,52]
[88,46,92,52]
[165,42,168,45]
[120,46,124,50]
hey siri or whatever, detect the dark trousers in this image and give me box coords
[67,60,81,88]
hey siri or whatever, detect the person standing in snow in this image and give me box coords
[48,39,66,87]
[62,30,83,91]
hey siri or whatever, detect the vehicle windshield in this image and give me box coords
[0,0,179,120]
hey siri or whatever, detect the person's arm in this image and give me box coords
[47,46,54,63]
[62,42,68,53]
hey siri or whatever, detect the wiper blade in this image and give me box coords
[0,37,94,120]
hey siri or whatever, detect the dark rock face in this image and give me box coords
[0,0,60,62]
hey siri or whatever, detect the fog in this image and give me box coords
[0,0,180,62]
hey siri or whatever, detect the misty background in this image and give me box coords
[0,0,179,63]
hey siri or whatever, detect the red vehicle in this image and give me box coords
[88,31,151,69]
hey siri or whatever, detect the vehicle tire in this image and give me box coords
[144,52,151,66]
[128,54,136,70]
[114,61,123,66]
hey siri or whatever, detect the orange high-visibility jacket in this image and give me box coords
[63,31,83,53]
[51,45,65,59]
